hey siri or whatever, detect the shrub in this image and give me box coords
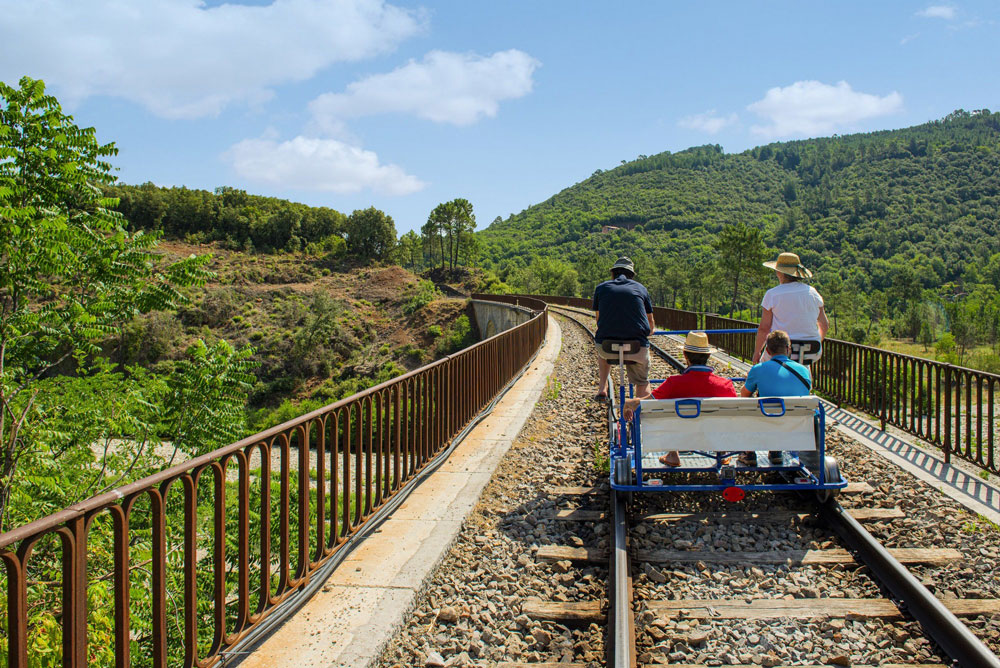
[403,280,440,315]
[396,343,427,364]
[935,332,958,364]
[436,315,475,356]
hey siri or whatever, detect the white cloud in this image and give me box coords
[916,5,956,19]
[900,32,921,45]
[309,49,540,129]
[678,110,739,134]
[0,0,424,118]
[747,80,903,138]
[224,136,425,195]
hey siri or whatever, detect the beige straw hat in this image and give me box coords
[682,331,716,354]
[763,252,813,279]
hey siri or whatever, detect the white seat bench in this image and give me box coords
[637,396,819,454]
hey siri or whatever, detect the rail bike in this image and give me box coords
[604,329,847,502]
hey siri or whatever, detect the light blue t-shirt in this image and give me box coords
[744,356,812,396]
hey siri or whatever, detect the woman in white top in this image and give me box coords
[751,252,830,365]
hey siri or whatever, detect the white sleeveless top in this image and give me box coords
[761,282,824,340]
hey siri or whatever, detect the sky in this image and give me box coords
[2,1,998,235]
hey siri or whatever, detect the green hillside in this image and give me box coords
[480,110,1000,319]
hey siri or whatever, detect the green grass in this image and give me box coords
[592,437,610,475]
[961,515,1000,534]
[544,377,562,401]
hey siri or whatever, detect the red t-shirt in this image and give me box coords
[651,365,737,399]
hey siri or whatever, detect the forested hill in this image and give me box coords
[480,109,1000,297]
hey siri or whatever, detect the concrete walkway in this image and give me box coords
[238,316,562,668]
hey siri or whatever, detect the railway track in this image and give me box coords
[545,305,1000,668]
[376,305,1000,668]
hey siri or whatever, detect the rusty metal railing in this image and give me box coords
[704,313,758,360]
[0,300,547,667]
[815,340,1000,473]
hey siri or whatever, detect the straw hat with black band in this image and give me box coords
[763,252,812,279]
[682,331,716,355]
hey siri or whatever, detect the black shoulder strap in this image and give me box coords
[771,358,811,391]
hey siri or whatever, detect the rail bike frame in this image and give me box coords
[607,329,847,499]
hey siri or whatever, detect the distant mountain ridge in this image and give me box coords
[479,109,1000,293]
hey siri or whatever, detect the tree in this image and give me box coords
[423,206,447,271]
[648,257,687,308]
[575,252,607,297]
[919,319,935,351]
[397,230,423,271]
[446,198,476,270]
[946,300,977,363]
[713,222,768,313]
[0,77,255,529]
[345,206,397,261]
[513,257,579,296]
[424,199,477,271]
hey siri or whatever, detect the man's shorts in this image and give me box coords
[596,344,650,385]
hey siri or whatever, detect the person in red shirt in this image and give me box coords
[623,331,736,465]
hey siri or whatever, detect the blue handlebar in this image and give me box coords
[674,398,702,418]
[758,397,786,417]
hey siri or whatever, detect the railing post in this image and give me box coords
[944,364,953,464]
[879,352,887,431]
[63,515,88,668]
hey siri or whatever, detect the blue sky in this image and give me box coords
[2,1,998,234]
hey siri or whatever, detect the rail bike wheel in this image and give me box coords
[814,456,841,503]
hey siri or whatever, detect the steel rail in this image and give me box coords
[610,489,635,668]
[548,306,641,667]
[819,501,1000,668]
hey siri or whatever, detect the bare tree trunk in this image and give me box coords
[730,274,740,314]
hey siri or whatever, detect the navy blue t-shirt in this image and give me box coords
[592,275,654,345]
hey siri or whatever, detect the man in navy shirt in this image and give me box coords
[592,256,655,402]
[739,330,812,465]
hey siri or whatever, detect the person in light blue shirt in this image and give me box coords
[739,330,812,466]
[741,330,812,399]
